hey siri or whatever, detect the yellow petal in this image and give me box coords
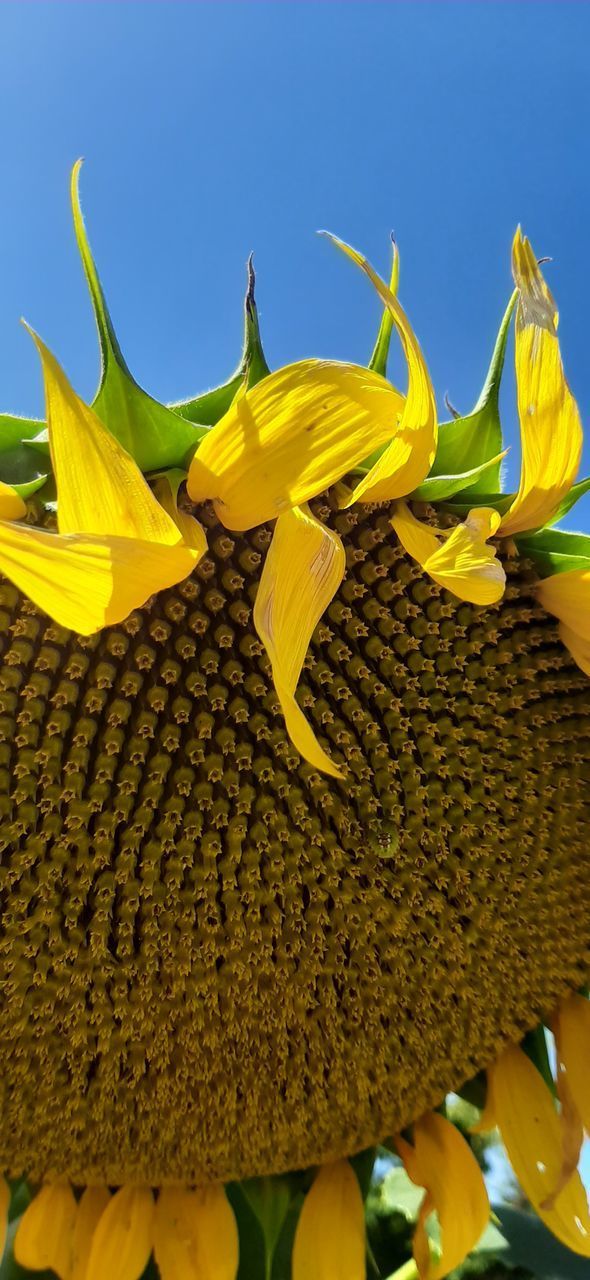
[0,519,200,635]
[391,502,505,606]
[292,1159,365,1280]
[85,1185,154,1280]
[325,234,437,502]
[554,994,590,1135]
[0,482,26,521]
[0,1177,9,1262]
[537,569,590,676]
[395,1111,489,1280]
[71,1187,111,1280]
[187,358,405,531]
[27,327,183,545]
[154,1185,239,1280]
[490,1044,590,1255]
[499,230,582,536]
[253,504,345,777]
[15,1183,77,1279]
[558,623,590,676]
[543,1009,584,1211]
[152,475,208,555]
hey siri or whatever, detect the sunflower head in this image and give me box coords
[0,166,589,1279]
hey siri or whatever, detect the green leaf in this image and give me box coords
[429,289,517,496]
[0,416,48,493]
[227,1182,268,1280]
[240,1176,294,1280]
[515,526,590,576]
[171,253,271,424]
[71,159,204,471]
[442,490,514,518]
[368,237,399,378]
[492,1203,590,1279]
[455,1072,487,1112]
[411,450,507,503]
[522,1025,556,1097]
[378,1167,424,1223]
[349,1147,378,1201]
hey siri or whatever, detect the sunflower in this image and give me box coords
[0,162,589,1280]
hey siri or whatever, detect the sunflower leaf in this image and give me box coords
[516,526,590,575]
[171,253,270,424]
[71,160,204,471]
[428,289,516,495]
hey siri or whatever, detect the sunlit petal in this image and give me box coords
[187,359,404,531]
[254,504,345,776]
[0,481,26,520]
[15,1183,77,1279]
[500,230,582,536]
[292,1159,365,1280]
[85,1186,155,1280]
[391,502,505,605]
[325,234,437,502]
[490,1044,590,1255]
[396,1111,489,1280]
[537,569,590,676]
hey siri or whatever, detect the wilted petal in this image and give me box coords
[395,1111,489,1280]
[0,481,26,520]
[490,1044,590,1255]
[71,1187,111,1280]
[254,504,345,776]
[325,234,437,502]
[15,1183,77,1279]
[26,326,183,545]
[85,1186,154,1280]
[500,230,582,536]
[391,502,505,605]
[187,358,404,531]
[292,1159,365,1280]
[0,520,200,635]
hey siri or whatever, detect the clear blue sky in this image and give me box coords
[1,1,590,522]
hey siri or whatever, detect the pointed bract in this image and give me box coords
[395,1111,489,1280]
[292,1159,365,1280]
[254,504,345,776]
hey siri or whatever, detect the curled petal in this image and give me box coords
[490,1044,590,1255]
[325,234,437,502]
[26,326,183,545]
[500,230,582,536]
[391,502,505,605]
[71,1187,111,1280]
[254,505,345,776]
[292,1159,365,1280]
[85,1186,155,1280]
[553,994,590,1136]
[187,358,404,531]
[395,1111,489,1280]
[0,481,26,520]
[15,1183,77,1279]
[0,520,201,635]
[153,1186,239,1280]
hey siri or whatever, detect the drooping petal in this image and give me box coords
[537,568,590,676]
[500,229,582,536]
[490,1044,590,1255]
[71,1187,111,1280]
[0,519,200,635]
[85,1186,155,1280]
[0,481,26,520]
[543,1008,584,1210]
[154,1186,239,1280]
[26,326,184,545]
[292,1159,365,1280]
[151,474,208,555]
[395,1111,489,1280]
[15,1183,77,1279]
[0,1178,9,1262]
[324,234,437,502]
[391,502,506,606]
[187,359,405,531]
[253,504,345,777]
[553,994,590,1135]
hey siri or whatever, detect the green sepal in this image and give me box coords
[240,1175,295,1280]
[71,160,204,471]
[368,237,399,378]
[172,255,270,425]
[547,474,590,527]
[0,416,48,494]
[349,1146,377,1200]
[411,449,507,503]
[522,1025,556,1097]
[455,1070,487,1111]
[428,288,517,497]
[441,490,513,518]
[515,525,590,575]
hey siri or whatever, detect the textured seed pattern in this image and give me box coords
[0,497,588,1185]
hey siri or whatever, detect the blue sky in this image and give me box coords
[1,0,590,1192]
[1,2,590,521]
